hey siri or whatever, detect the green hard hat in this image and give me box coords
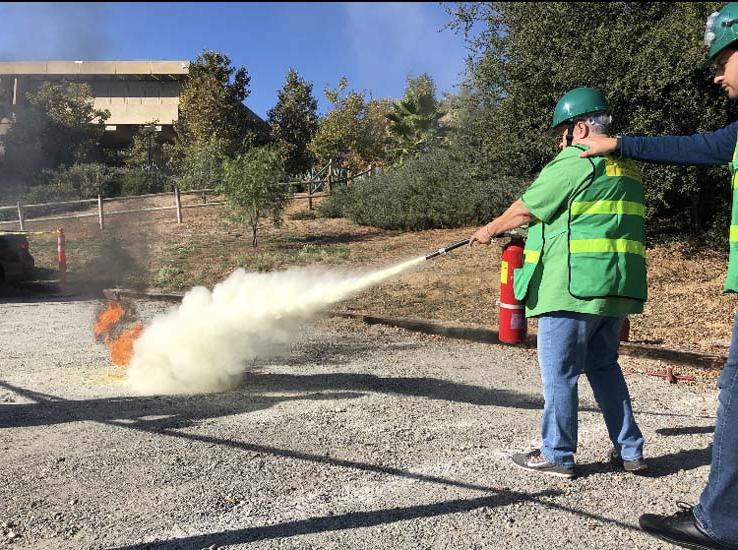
[705,3,738,59]
[551,87,609,129]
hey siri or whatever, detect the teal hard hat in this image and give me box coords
[551,87,609,129]
[705,3,738,59]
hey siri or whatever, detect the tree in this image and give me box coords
[386,74,445,164]
[448,2,736,233]
[177,50,268,156]
[122,121,168,170]
[2,81,109,180]
[220,146,287,247]
[309,77,391,169]
[363,98,395,165]
[267,68,319,176]
[0,78,12,119]
[168,137,227,191]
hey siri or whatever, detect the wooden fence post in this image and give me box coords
[97,195,105,230]
[16,202,24,231]
[202,191,207,204]
[327,158,333,195]
[308,181,313,211]
[174,187,183,223]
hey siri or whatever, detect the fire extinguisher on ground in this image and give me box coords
[421,232,528,344]
[499,236,527,344]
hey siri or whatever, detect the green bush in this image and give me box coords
[24,165,171,203]
[44,163,119,200]
[116,168,171,196]
[319,148,526,230]
[316,185,354,219]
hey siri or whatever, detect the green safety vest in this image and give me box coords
[727,139,738,292]
[514,150,648,302]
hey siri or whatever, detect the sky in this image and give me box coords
[0,2,473,118]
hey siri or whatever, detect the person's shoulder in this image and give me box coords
[546,146,596,169]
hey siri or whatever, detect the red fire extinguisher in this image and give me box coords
[499,236,527,344]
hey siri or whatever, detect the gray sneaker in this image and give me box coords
[510,449,575,479]
[610,449,648,473]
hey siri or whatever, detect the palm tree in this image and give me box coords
[386,92,444,164]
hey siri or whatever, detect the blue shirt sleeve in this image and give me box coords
[620,121,738,166]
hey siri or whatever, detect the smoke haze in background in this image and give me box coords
[126,258,424,395]
[75,229,150,298]
[0,3,111,60]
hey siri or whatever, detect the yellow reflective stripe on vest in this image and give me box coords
[524,249,540,263]
[570,238,646,257]
[730,225,738,242]
[570,200,645,217]
[605,158,643,183]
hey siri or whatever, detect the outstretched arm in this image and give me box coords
[469,200,534,246]
[578,121,738,166]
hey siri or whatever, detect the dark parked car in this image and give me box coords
[0,234,35,283]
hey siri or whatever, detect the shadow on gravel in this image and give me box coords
[0,283,87,304]
[246,371,546,409]
[576,444,713,479]
[639,445,713,478]
[5,381,648,548]
[106,489,561,550]
[0,276,132,304]
[656,425,715,436]
[573,461,616,478]
[0,380,363,430]
[245,372,713,423]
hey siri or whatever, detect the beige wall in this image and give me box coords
[89,80,182,125]
[0,61,189,128]
[0,60,188,77]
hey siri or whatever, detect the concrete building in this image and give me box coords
[0,60,191,145]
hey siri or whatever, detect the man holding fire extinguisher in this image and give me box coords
[574,4,738,548]
[469,88,648,480]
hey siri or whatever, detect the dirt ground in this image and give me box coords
[20,195,737,360]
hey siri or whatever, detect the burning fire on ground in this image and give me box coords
[94,300,143,366]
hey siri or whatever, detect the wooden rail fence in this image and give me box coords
[0,160,374,230]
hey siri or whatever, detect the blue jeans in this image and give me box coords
[537,312,644,468]
[693,311,738,547]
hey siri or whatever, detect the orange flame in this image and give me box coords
[110,324,143,366]
[95,301,125,339]
[94,300,143,367]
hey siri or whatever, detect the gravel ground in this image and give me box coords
[0,295,720,549]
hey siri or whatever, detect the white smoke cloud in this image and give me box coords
[126,258,424,395]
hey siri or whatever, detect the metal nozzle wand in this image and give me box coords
[424,238,470,260]
[423,230,525,260]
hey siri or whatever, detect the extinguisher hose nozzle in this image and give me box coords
[424,238,470,260]
[423,231,525,261]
